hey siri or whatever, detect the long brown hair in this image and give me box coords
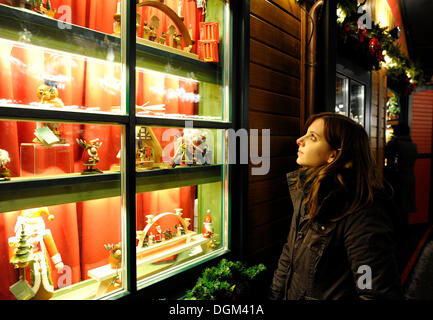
[296,112,382,222]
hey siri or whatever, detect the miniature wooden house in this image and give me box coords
[198,22,219,63]
[199,22,219,42]
[135,126,163,169]
[198,40,219,63]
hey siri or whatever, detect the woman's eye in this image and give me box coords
[310,135,316,141]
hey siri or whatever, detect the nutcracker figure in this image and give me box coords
[8,207,64,300]
[201,209,213,239]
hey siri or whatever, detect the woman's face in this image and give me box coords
[296,118,336,167]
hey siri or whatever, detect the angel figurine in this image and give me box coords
[76,138,103,174]
[37,83,64,109]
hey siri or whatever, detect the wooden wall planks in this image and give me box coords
[246,0,303,267]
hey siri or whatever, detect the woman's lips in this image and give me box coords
[297,150,303,155]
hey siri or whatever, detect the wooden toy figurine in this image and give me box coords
[173,34,182,50]
[158,32,167,45]
[8,207,64,300]
[149,26,157,42]
[76,138,103,174]
[142,22,150,40]
[0,149,11,181]
[167,25,177,47]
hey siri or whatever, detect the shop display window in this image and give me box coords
[0,0,232,300]
[134,126,222,170]
[0,0,228,121]
[0,198,123,300]
[134,182,225,288]
[335,72,366,126]
[0,120,121,179]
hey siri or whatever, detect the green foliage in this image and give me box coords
[387,95,399,116]
[336,0,425,95]
[183,259,266,300]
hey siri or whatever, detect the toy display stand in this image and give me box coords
[135,36,199,60]
[20,143,73,176]
[113,1,199,60]
[87,209,210,296]
[136,159,155,170]
[81,165,103,175]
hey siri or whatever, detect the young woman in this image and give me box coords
[269,112,403,300]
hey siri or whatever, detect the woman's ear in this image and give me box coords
[327,149,337,163]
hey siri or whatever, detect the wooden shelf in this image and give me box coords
[0,105,129,124]
[0,165,222,213]
[0,4,221,84]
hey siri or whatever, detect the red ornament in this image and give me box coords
[369,38,382,59]
[358,28,367,43]
[344,23,350,32]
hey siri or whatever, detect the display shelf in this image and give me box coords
[0,105,129,124]
[0,105,232,127]
[0,165,222,213]
[0,4,221,84]
[88,233,209,296]
[136,116,233,129]
[51,278,100,300]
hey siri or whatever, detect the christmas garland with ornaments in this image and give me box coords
[336,0,425,96]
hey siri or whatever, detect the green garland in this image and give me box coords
[336,0,425,95]
[183,259,267,300]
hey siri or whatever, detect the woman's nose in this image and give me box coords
[296,136,303,146]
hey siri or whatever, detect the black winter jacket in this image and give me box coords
[384,135,418,213]
[269,170,403,300]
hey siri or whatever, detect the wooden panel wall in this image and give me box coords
[246,0,304,267]
[371,69,387,180]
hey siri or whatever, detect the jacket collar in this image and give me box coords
[286,169,354,223]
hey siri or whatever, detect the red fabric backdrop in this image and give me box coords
[0,0,202,299]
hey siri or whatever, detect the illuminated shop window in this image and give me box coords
[0,0,232,300]
[2,198,122,300]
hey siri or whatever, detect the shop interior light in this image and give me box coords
[337,7,346,23]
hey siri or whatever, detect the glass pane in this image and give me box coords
[0,1,124,114]
[0,120,121,179]
[135,181,226,286]
[349,81,365,126]
[134,126,222,171]
[335,74,348,116]
[135,0,228,121]
[1,198,123,300]
[133,125,227,288]
[0,0,123,35]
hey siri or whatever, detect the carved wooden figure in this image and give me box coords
[173,34,182,50]
[158,32,167,45]
[142,21,150,40]
[167,25,177,47]
[149,15,160,41]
